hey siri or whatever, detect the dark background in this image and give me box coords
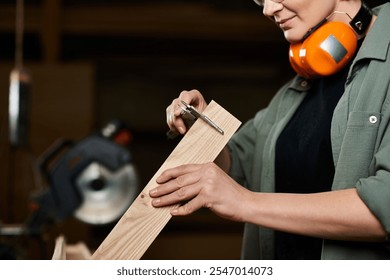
[0,0,387,259]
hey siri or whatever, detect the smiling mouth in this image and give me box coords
[276,16,295,29]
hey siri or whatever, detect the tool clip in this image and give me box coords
[166,100,224,139]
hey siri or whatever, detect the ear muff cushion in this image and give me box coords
[289,43,312,78]
[289,21,357,79]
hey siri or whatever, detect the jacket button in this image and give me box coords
[369,115,378,124]
[300,80,308,88]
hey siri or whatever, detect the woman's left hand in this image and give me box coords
[149,162,251,222]
[149,164,388,242]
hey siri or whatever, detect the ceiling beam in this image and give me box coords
[0,3,283,42]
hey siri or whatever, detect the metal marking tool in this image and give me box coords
[167,100,224,139]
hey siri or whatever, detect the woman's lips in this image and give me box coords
[276,16,295,29]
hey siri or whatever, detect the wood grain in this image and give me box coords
[52,235,66,260]
[91,100,241,260]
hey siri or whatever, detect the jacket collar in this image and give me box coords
[287,4,390,93]
[288,75,313,92]
[354,3,390,63]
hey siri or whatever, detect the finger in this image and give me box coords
[166,99,187,134]
[150,175,192,197]
[151,182,200,208]
[178,89,207,112]
[177,90,194,112]
[171,198,203,216]
[167,90,207,136]
[150,166,200,200]
[156,164,200,184]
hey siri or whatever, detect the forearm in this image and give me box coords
[243,188,387,242]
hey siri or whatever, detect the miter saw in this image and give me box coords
[26,120,139,234]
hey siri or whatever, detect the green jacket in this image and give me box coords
[228,3,390,259]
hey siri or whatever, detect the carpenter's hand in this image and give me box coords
[149,163,250,222]
[166,90,208,136]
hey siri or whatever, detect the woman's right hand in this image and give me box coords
[166,89,208,136]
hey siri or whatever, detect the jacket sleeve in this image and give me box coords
[228,109,267,188]
[356,110,390,236]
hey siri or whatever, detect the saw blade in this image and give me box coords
[74,162,139,225]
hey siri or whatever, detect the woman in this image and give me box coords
[149,0,390,259]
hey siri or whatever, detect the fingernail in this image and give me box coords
[171,209,178,215]
[149,188,157,196]
[152,198,160,206]
[178,127,185,134]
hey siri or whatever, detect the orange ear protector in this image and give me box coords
[289,2,372,79]
[289,21,357,79]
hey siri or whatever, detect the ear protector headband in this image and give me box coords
[289,2,372,79]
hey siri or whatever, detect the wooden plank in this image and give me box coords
[91,100,241,260]
[51,235,92,260]
[52,235,66,260]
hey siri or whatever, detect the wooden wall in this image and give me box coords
[1,0,387,260]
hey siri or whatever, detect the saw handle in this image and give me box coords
[37,138,74,183]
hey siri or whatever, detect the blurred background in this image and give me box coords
[0,0,386,260]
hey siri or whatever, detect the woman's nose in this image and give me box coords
[262,0,284,17]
